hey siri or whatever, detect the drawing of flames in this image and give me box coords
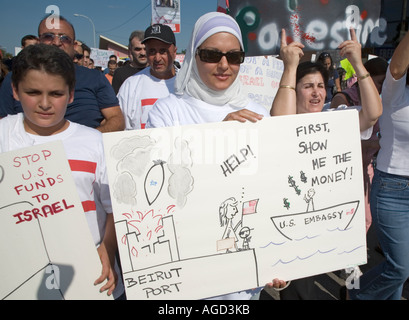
[121,205,177,261]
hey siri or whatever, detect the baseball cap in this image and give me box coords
[142,24,176,45]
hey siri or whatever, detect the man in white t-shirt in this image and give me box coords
[117,24,178,130]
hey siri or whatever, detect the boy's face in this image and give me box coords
[12,69,74,135]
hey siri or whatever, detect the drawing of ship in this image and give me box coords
[270,200,360,241]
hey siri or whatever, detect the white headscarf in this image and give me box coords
[175,12,249,107]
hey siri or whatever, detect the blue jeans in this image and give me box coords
[349,169,409,300]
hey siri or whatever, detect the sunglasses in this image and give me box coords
[196,49,245,64]
[40,33,73,45]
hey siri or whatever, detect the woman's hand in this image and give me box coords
[338,28,363,70]
[280,29,305,69]
[223,109,264,123]
[265,278,289,290]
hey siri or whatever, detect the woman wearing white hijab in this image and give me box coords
[147,12,285,299]
[146,12,269,128]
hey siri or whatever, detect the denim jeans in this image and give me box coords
[349,169,409,300]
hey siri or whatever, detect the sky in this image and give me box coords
[0,0,220,55]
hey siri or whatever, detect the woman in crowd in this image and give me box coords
[317,51,341,103]
[147,11,286,299]
[146,12,268,128]
[271,28,381,134]
[331,57,389,233]
[348,29,409,301]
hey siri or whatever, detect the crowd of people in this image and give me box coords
[0,10,408,301]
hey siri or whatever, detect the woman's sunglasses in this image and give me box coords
[196,49,245,65]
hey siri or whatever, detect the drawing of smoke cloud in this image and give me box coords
[111,135,156,205]
[167,138,194,207]
[113,172,137,206]
[110,135,154,160]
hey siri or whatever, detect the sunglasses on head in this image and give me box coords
[196,49,245,65]
[40,33,73,45]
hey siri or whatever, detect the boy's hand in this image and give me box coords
[95,243,117,296]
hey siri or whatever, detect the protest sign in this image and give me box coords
[90,48,115,68]
[228,0,385,56]
[151,0,181,33]
[103,110,367,300]
[0,141,111,300]
[239,55,284,110]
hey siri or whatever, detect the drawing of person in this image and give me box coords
[304,188,315,212]
[219,197,240,252]
[238,226,252,250]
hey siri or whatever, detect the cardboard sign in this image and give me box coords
[0,141,111,300]
[103,110,367,300]
[152,0,181,33]
[239,55,284,110]
[90,48,115,68]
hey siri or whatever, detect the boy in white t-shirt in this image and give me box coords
[0,44,124,299]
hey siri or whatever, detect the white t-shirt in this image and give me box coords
[146,93,270,128]
[117,67,176,130]
[376,67,409,176]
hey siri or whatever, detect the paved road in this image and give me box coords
[260,225,409,300]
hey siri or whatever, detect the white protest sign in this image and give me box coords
[91,48,115,68]
[0,141,111,300]
[103,110,367,300]
[239,56,283,111]
[152,0,181,33]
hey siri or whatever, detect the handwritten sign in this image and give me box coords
[229,0,385,56]
[239,55,283,110]
[103,110,367,300]
[152,0,181,33]
[90,48,115,68]
[0,141,110,300]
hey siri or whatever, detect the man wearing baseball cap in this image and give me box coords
[117,23,178,130]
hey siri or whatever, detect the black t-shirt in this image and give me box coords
[112,64,146,94]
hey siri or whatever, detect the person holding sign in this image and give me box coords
[271,28,382,136]
[146,12,268,128]
[147,12,286,298]
[0,44,124,299]
[270,28,382,299]
[348,29,409,300]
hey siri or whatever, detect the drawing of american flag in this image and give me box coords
[242,199,259,215]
